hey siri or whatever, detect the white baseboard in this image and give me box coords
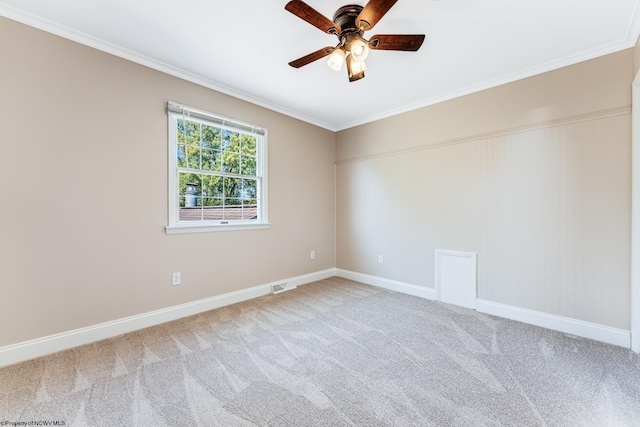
[335,269,437,300]
[476,299,631,348]
[0,268,336,368]
[336,269,630,349]
[2,268,630,368]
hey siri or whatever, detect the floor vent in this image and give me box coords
[271,282,297,294]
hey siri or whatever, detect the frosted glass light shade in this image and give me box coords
[350,39,369,62]
[327,48,346,71]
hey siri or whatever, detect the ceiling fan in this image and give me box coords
[285,0,425,82]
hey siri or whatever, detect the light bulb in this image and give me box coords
[350,39,369,62]
[327,48,346,71]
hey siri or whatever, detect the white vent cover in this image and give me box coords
[435,249,477,309]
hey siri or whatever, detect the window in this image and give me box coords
[165,102,268,234]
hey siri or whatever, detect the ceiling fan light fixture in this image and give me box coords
[349,56,367,75]
[327,48,346,71]
[350,38,369,62]
[347,55,367,82]
[285,0,425,82]
[346,54,365,82]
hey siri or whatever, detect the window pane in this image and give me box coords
[222,130,241,153]
[225,198,242,206]
[177,119,186,145]
[243,179,257,199]
[177,144,187,168]
[202,198,223,220]
[201,175,224,198]
[221,129,231,150]
[202,197,223,206]
[201,198,221,221]
[179,172,201,198]
[224,177,241,198]
[241,134,256,155]
[201,124,220,149]
[222,153,240,174]
[242,203,258,220]
[182,144,199,169]
[179,206,203,221]
[212,150,222,172]
[241,155,256,176]
[179,172,203,221]
[222,205,243,220]
[183,120,200,147]
[201,148,219,171]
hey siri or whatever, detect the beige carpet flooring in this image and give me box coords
[1,277,639,426]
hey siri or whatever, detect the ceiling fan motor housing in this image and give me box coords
[333,5,364,34]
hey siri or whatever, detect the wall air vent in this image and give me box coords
[271,282,297,294]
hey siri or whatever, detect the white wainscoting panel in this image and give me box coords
[336,110,631,331]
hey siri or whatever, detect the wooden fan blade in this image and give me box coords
[289,46,334,68]
[356,0,398,31]
[285,0,341,34]
[369,34,425,51]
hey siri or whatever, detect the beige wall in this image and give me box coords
[1,14,635,347]
[336,50,633,329]
[0,17,336,347]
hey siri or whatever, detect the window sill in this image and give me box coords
[165,222,271,234]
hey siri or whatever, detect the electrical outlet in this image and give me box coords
[378,255,384,264]
[310,250,315,260]
[172,272,181,286]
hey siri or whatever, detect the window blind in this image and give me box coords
[167,102,266,136]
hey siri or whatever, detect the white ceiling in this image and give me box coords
[1,0,639,131]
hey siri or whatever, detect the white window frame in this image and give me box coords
[165,102,269,234]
